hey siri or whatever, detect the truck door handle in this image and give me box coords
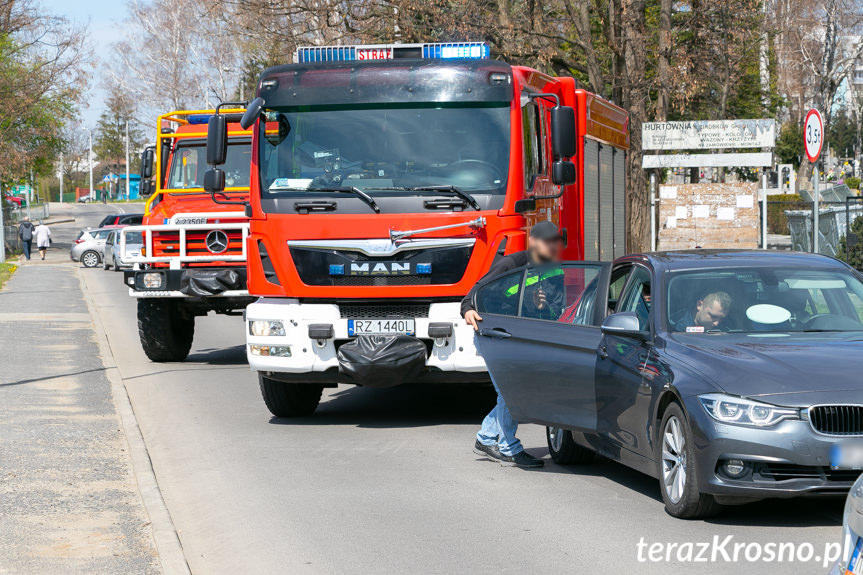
[597,345,608,360]
[479,328,512,339]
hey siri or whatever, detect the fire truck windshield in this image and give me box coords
[167,141,251,192]
[258,104,510,210]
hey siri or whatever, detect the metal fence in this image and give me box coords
[8,203,49,223]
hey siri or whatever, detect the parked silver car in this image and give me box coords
[832,473,863,574]
[103,229,142,271]
[70,226,124,268]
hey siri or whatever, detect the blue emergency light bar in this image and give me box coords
[187,114,212,125]
[295,42,490,64]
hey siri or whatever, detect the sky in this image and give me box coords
[41,0,129,129]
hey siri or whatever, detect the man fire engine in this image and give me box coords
[121,107,255,362]
[204,43,629,416]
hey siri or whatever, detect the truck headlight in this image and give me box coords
[249,345,291,357]
[249,320,286,337]
[698,393,800,427]
[142,272,163,289]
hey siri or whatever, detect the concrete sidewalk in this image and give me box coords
[0,262,161,574]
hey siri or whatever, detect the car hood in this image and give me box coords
[665,333,863,407]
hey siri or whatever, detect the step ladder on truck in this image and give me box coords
[120,106,256,362]
[203,43,630,416]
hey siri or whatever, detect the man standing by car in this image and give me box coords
[462,220,563,469]
[17,217,34,261]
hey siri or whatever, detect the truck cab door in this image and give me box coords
[474,262,611,432]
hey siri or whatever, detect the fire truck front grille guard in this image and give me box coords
[120,223,249,267]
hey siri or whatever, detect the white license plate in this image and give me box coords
[831,440,863,470]
[348,319,415,336]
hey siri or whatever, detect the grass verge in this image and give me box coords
[0,261,17,291]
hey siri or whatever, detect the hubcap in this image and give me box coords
[83,253,97,267]
[661,415,687,504]
[549,427,565,452]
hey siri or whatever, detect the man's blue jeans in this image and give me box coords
[475,335,523,456]
[22,240,31,260]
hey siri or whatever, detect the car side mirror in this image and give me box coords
[207,114,228,166]
[140,148,155,179]
[204,168,225,194]
[601,312,649,341]
[550,106,576,158]
[552,160,576,185]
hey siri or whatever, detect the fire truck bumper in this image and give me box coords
[123,268,248,298]
[246,298,488,381]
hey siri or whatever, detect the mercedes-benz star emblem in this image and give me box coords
[205,230,229,254]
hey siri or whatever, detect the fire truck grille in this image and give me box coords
[808,405,863,436]
[152,230,245,257]
[339,303,430,319]
[289,245,473,287]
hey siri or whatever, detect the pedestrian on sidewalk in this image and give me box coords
[34,220,51,260]
[17,217,34,260]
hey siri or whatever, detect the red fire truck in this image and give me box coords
[120,107,255,362]
[204,43,629,416]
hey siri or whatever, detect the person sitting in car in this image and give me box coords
[672,291,732,332]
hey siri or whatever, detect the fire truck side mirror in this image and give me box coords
[514,199,536,214]
[204,168,226,194]
[241,97,265,130]
[552,160,576,186]
[140,148,154,179]
[550,106,576,158]
[207,115,228,166]
[139,180,153,198]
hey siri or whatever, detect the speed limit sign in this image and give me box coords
[804,108,823,163]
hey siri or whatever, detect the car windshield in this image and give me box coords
[258,104,510,197]
[125,231,143,244]
[666,267,863,333]
[167,141,250,191]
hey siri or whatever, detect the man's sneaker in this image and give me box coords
[499,451,544,468]
[473,440,502,461]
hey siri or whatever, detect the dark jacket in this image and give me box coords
[18,221,34,241]
[460,251,531,317]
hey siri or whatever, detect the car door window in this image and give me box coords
[105,232,114,246]
[607,264,631,313]
[475,269,525,317]
[617,266,652,330]
[95,230,112,240]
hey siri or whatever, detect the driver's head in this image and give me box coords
[694,291,732,329]
[527,221,563,263]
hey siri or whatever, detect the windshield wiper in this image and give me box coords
[273,186,380,214]
[379,186,481,211]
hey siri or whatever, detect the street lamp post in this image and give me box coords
[125,120,130,202]
[83,127,93,203]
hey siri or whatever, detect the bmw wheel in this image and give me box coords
[81,250,100,268]
[658,403,721,519]
[546,427,594,464]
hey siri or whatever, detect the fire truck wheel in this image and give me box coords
[258,374,323,417]
[137,299,195,362]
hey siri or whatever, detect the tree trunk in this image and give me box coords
[621,0,650,252]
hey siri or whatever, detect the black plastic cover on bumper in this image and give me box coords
[124,267,247,295]
[337,335,427,388]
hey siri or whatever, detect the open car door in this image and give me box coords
[474,262,611,432]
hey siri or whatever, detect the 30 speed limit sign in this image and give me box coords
[804,108,823,163]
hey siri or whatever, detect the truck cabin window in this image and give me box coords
[167,142,251,191]
[257,104,511,197]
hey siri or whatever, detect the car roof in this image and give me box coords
[637,249,848,271]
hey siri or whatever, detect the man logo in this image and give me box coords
[349,261,411,276]
[205,230,229,254]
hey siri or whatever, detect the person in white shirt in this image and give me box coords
[33,221,51,260]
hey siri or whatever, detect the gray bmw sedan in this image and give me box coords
[473,250,863,519]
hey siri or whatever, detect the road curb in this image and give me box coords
[79,268,192,575]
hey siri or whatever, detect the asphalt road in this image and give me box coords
[67,203,846,575]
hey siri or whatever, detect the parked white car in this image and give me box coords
[70,226,124,268]
[103,229,142,271]
[832,473,863,574]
